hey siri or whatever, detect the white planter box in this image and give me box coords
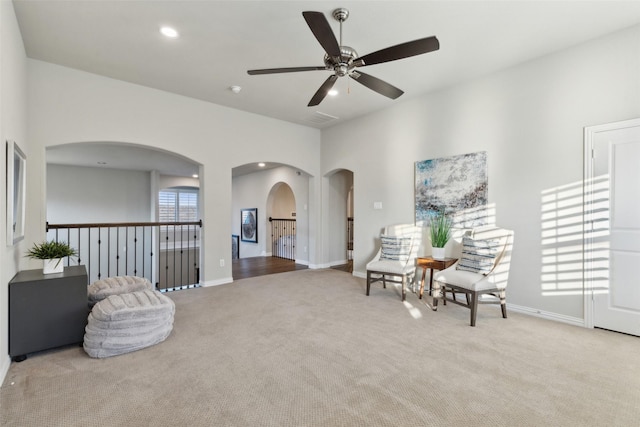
[431,247,446,260]
[43,258,64,274]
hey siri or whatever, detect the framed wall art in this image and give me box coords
[415,151,488,227]
[241,208,258,243]
[232,234,239,259]
[6,140,26,245]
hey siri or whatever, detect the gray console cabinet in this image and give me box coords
[9,265,88,360]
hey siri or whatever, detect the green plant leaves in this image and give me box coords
[26,240,77,260]
[430,212,452,248]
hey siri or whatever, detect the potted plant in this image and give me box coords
[26,240,77,274]
[429,210,452,260]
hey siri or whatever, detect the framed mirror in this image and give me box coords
[6,141,26,245]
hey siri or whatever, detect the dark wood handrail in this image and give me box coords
[47,220,202,231]
[268,217,296,222]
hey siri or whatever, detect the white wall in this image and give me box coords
[232,166,309,263]
[0,0,28,382]
[47,164,151,223]
[321,24,640,322]
[26,60,321,288]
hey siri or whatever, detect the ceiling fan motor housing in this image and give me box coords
[324,46,358,76]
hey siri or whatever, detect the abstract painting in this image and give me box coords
[415,151,488,227]
[6,140,26,245]
[241,208,258,243]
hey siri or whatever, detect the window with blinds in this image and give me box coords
[159,188,198,222]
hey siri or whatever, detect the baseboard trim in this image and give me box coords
[353,271,366,279]
[507,303,586,328]
[0,354,11,386]
[309,263,332,269]
[294,259,309,266]
[200,277,233,287]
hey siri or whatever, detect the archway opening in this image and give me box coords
[325,169,354,272]
[231,163,310,280]
[267,182,296,260]
[45,141,202,290]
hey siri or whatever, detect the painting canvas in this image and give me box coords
[415,151,488,227]
[232,234,239,259]
[6,141,26,245]
[241,208,258,243]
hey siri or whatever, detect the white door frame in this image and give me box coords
[583,117,640,329]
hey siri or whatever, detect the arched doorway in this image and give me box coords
[267,182,296,259]
[231,163,309,280]
[326,169,354,272]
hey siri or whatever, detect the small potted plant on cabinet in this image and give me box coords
[429,210,452,260]
[26,240,77,274]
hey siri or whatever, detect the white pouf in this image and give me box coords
[83,289,175,358]
[88,276,153,306]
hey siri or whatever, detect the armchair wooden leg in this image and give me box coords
[500,289,507,319]
[431,281,441,311]
[470,291,478,327]
[366,271,371,296]
[401,275,406,301]
[382,275,386,289]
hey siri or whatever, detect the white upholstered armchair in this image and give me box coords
[366,224,421,301]
[432,226,514,326]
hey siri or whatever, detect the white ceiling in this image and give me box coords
[14,0,640,175]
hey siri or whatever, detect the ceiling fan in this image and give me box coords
[247,8,440,107]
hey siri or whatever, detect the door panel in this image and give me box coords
[590,119,640,336]
[610,252,640,311]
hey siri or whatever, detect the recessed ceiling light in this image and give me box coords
[258,162,266,167]
[192,174,199,178]
[160,26,179,38]
[328,89,338,96]
[230,85,242,94]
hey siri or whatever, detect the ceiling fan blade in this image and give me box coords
[302,11,341,58]
[247,66,327,75]
[308,75,338,107]
[354,36,440,67]
[349,71,404,100]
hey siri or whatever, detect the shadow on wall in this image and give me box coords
[540,177,607,297]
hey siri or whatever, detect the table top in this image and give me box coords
[416,257,457,268]
[10,265,87,283]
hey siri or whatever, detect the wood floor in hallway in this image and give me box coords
[232,256,308,280]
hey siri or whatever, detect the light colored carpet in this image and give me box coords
[1,269,639,426]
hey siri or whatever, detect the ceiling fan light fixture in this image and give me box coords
[160,26,179,38]
[247,8,439,107]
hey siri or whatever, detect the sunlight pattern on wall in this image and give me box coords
[541,175,610,297]
[583,175,610,296]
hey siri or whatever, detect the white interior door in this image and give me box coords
[585,118,640,336]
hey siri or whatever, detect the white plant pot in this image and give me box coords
[432,247,446,260]
[43,258,64,274]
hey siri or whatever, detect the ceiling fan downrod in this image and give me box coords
[329,8,354,77]
[332,7,349,47]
